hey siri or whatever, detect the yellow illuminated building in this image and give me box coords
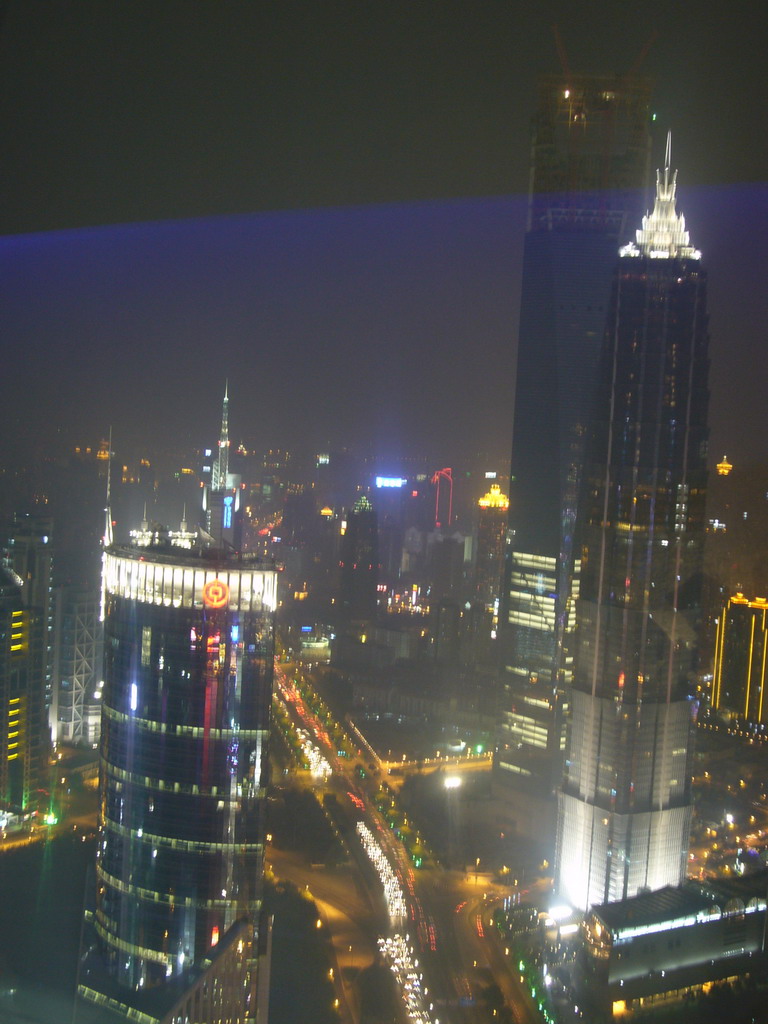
[477,483,509,510]
[0,577,46,810]
[475,484,509,609]
[712,593,768,724]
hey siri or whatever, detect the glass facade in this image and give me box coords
[96,544,275,992]
[496,74,652,806]
[496,552,571,795]
[555,226,710,909]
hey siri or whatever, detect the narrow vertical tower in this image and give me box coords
[211,382,230,493]
[205,382,242,549]
[555,139,709,910]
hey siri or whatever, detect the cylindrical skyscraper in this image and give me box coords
[555,140,709,910]
[94,529,276,1003]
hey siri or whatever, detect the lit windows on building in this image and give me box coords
[554,145,709,911]
[81,531,275,1018]
[712,594,768,726]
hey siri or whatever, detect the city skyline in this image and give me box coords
[0,180,766,476]
[0,4,766,477]
[1,6,767,1021]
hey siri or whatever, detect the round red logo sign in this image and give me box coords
[202,579,229,609]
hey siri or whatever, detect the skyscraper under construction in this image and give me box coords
[555,141,709,910]
[495,72,653,838]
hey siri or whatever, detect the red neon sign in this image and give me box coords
[203,579,229,609]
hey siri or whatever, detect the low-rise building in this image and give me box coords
[580,873,768,1019]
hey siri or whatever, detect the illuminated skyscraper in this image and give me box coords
[475,483,509,610]
[79,401,275,1023]
[495,73,652,827]
[0,568,47,812]
[712,594,768,727]
[4,512,55,733]
[204,383,243,550]
[555,141,709,910]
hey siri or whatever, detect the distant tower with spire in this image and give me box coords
[203,382,242,549]
[211,380,230,492]
[554,139,710,910]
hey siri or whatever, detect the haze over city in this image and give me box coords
[1,4,768,1024]
[0,2,766,470]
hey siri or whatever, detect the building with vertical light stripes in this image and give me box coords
[554,143,709,911]
[712,594,768,727]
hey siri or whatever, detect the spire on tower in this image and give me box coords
[620,132,701,261]
[211,383,230,491]
[103,426,114,548]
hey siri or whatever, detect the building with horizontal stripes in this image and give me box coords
[79,520,275,1023]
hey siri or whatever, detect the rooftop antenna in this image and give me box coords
[104,426,113,548]
[100,427,113,623]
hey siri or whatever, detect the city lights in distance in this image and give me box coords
[376,476,407,488]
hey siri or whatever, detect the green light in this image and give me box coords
[652,113,657,121]
[44,813,57,826]
[475,744,483,754]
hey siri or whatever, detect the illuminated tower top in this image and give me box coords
[478,483,509,510]
[211,381,230,492]
[203,384,242,550]
[620,134,701,260]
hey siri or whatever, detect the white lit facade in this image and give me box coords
[102,550,277,614]
[555,151,709,911]
[496,551,575,793]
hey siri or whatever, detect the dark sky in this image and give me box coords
[1,2,766,470]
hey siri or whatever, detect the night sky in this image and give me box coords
[1,2,766,471]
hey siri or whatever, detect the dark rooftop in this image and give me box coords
[591,870,768,933]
